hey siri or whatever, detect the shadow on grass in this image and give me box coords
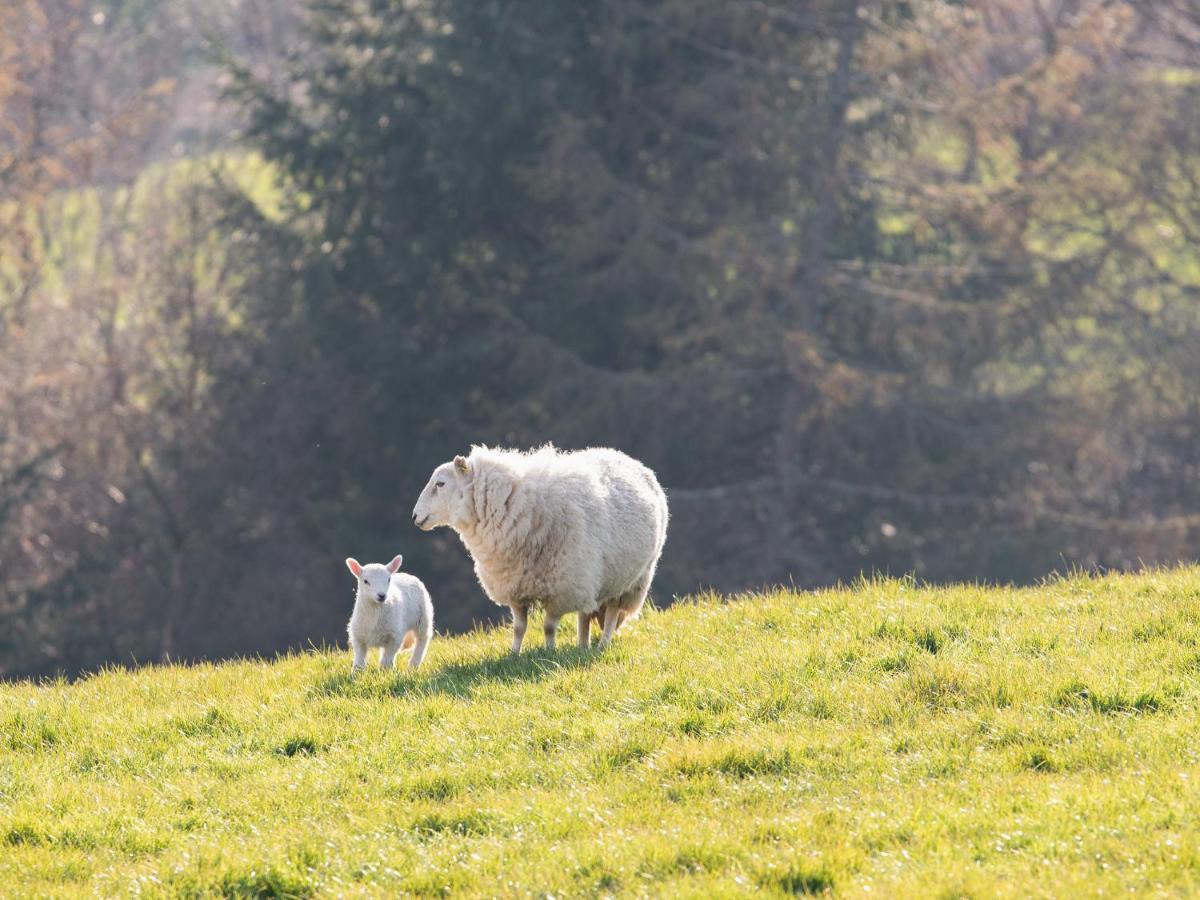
[311,645,602,700]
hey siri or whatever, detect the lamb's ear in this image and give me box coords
[454,455,470,474]
[386,554,403,574]
[345,558,362,578]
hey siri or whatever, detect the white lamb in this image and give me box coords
[411,445,669,654]
[344,554,434,671]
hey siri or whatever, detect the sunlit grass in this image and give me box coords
[3,568,1200,896]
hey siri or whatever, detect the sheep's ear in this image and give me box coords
[386,554,403,574]
[454,455,470,474]
[345,558,362,578]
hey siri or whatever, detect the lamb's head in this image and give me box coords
[412,455,473,531]
[345,555,403,603]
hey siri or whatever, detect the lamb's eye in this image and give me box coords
[436,481,445,488]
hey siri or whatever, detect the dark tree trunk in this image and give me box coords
[769,3,864,577]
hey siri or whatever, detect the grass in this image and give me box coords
[4,569,1200,897]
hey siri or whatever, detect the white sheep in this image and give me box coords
[411,445,669,654]
[344,554,434,671]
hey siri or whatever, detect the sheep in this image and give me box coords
[344,554,434,671]
[411,445,668,654]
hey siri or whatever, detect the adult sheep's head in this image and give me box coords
[412,454,472,531]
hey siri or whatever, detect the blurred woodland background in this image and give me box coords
[4,0,1200,677]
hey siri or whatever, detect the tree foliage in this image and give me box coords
[4,0,1200,676]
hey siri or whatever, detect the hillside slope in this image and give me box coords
[3,570,1200,897]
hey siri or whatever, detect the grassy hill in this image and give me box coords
[3,570,1200,897]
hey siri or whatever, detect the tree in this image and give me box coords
[7,0,1200,676]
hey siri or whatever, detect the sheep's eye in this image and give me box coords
[436,480,445,488]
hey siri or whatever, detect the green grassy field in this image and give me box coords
[3,570,1200,897]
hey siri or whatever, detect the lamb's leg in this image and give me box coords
[409,630,430,670]
[379,644,399,670]
[351,639,367,673]
[544,612,561,651]
[577,611,593,649]
[598,604,621,648]
[510,603,529,656]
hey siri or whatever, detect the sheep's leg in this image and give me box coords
[510,603,529,656]
[409,631,430,670]
[598,605,621,648]
[379,644,399,670]
[577,611,593,648]
[612,568,653,632]
[351,640,368,673]
[543,612,561,651]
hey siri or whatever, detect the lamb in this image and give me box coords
[344,554,434,671]
[411,445,669,654]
